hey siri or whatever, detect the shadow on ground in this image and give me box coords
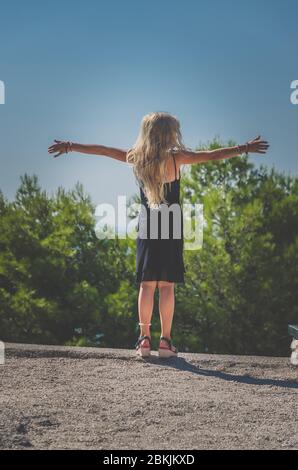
[142,356,298,389]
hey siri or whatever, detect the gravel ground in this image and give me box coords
[0,343,297,450]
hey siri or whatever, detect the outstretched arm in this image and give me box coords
[48,140,127,162]
[176,135,269,166]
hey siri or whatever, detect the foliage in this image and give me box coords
[0,141,297,356]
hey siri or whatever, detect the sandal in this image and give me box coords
[158,336,178,358]
[135,335,151,358]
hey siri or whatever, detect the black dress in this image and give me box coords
[136,153,186,283]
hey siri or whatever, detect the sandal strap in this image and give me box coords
[135,335,151,349]
[160,336,172,347]
[160,336,178,352]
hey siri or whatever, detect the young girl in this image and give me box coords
[48,111,269,358]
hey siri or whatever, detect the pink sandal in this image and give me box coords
[158,336,178,358]
[135,322,152,358]
[135,335,151,358]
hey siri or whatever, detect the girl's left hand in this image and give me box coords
[48,140,70,158]
[247,135,270,154]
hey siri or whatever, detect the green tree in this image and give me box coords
[174,138,298,355]
[0,174,129,344]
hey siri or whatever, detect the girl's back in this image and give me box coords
[136,151,186,284]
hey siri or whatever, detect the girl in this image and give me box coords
[48,111,269,359]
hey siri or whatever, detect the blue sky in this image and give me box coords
[0,0,297,207]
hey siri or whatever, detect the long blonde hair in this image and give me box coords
[127,112,187,208]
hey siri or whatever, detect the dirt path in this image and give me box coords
[0,343,297,450]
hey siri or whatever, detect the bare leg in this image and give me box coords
[138,281,157,338]
[158,281,175,342]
